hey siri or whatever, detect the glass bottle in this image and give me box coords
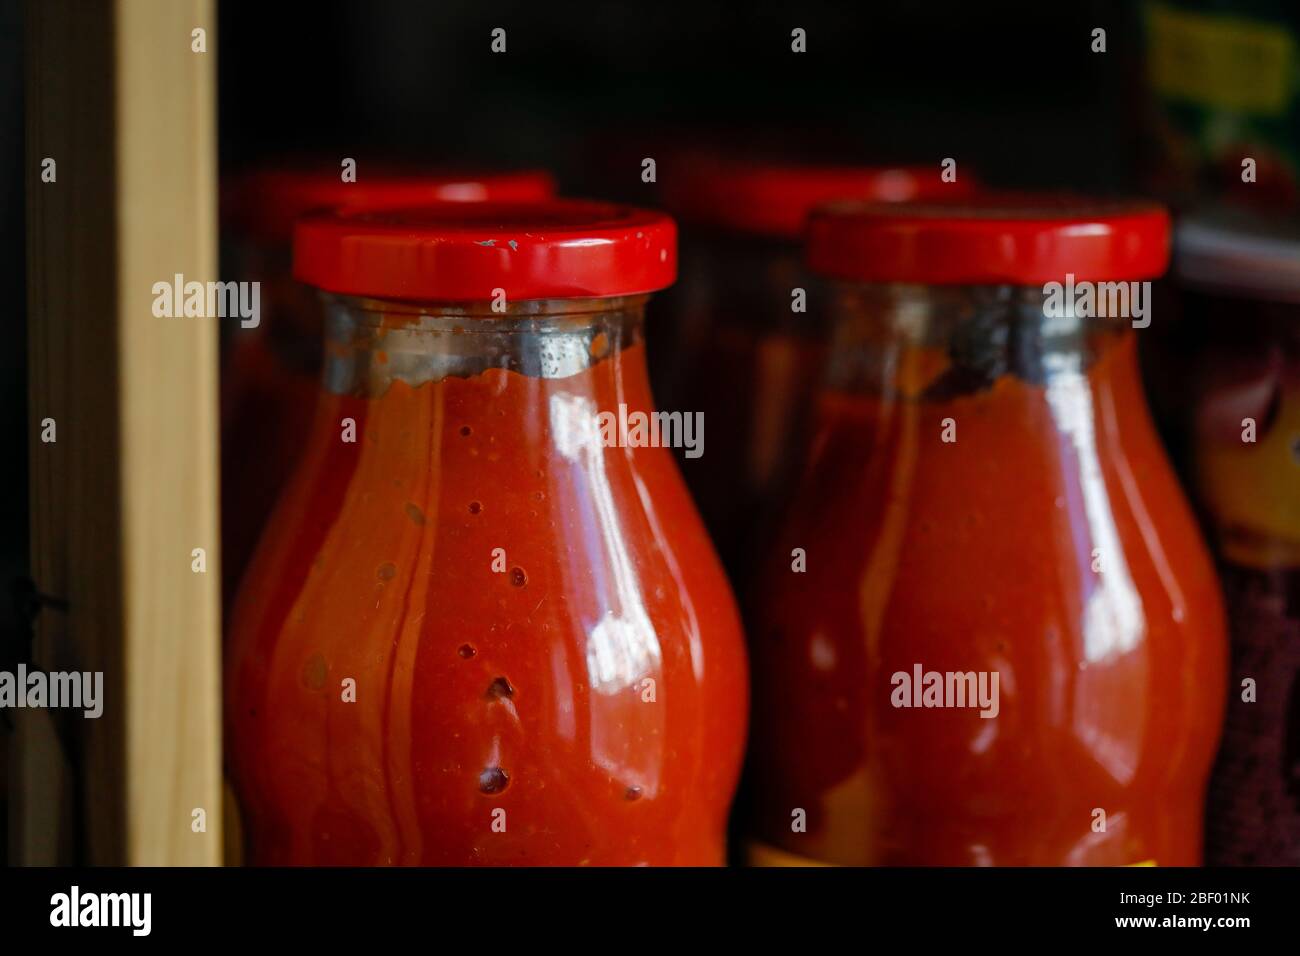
[747,199,1227,865]
[225,201,749,865]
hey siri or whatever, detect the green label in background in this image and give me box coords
[1144,1,1300,209]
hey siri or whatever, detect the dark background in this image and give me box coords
[217,1,1146,195]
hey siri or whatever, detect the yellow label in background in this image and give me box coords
[1148,3,1296,114]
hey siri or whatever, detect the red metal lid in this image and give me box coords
[293,199,678,302]
[807,195,1171,284]
[223,165,557,242]
[664,160,977,239]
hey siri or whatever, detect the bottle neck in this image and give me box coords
[319,294,649,397]
[822,283,1137,400]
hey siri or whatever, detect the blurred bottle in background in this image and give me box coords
[656,156,977,584]
[218,164,555,609]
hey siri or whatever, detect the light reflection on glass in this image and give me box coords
[548,390,665,796]
[1044,353,1146,663]
[549,391,662,694]
[625,466,707,684]
[1044,341,1146,787]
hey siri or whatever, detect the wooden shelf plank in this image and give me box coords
[24,0,221,866]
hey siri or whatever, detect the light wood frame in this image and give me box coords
[22,0,221,866]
